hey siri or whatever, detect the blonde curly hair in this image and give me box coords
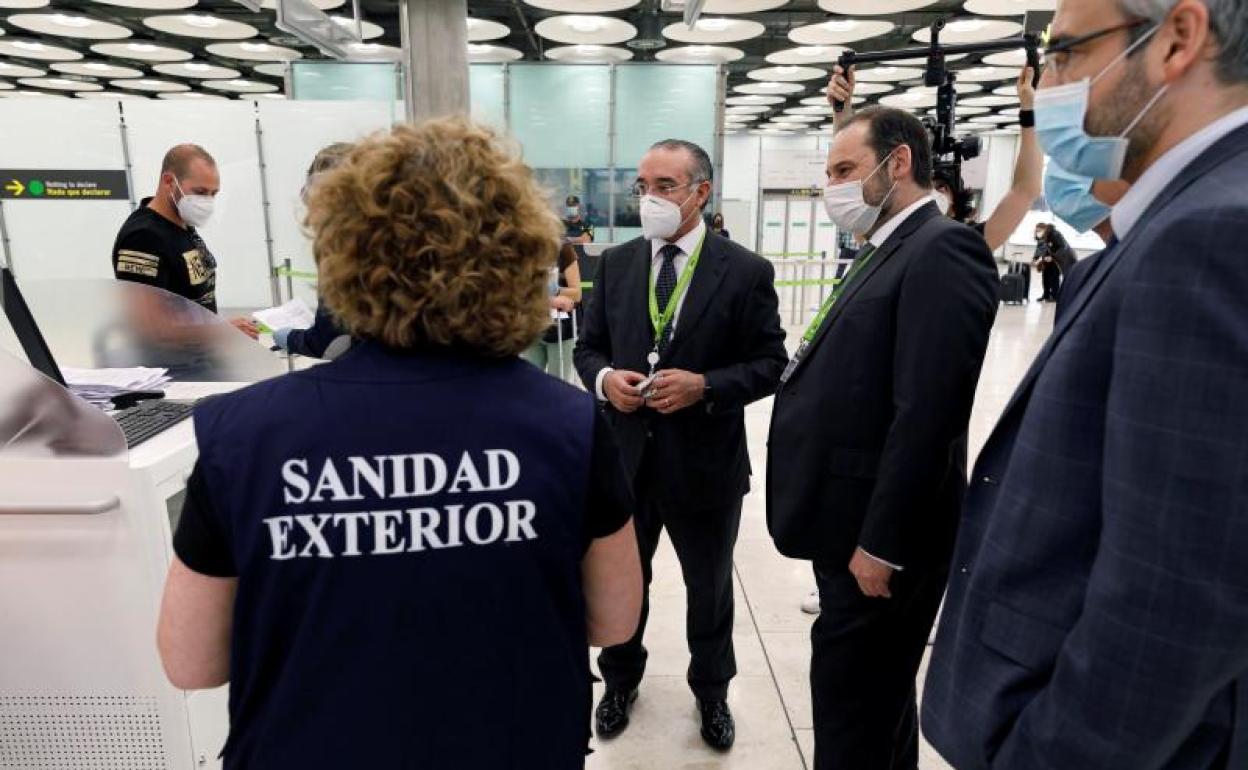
[306,116,562,357]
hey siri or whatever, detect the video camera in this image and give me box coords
[833,19,1042,201]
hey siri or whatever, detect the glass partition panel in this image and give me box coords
[290,61,402,104]
[614,65,717,167]
[470,65,506,130]
[0,348,125,459]
[510,65,610,168]
[22,280,286,383]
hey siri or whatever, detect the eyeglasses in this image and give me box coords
[1044,18,1149,76]
[630,181,698,199]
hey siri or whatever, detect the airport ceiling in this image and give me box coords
[0,0,1051,132]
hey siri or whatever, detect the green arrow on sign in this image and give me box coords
[5,179,24,196]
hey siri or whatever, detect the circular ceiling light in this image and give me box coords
[954,64,1020,82]
[937,105,990,116]
[999,106,1020,116]
[19,76,104,91]
[655,45,744,64]
[0,0,51,8]
[547,44,634,63]
[789,19,893,45]
[786,105,834,116]
[155,60,240,79]
[535,15,636,45]
[76,89,149,98]
[697,0,789,10]
[906,83,983,95]
[993,85,1017,96]
[252,62,286,77]
[965,0,1055,15]
[970,114,1014,124]
[53,60,142,78]
[329,16,384,40]
[750,128,794,136]
[983,48,1030,68]
[962,94,1018,107]
[819,0,937,11]
[765,45,849,65]
[8,13,132,40]
[880,91,936,109]
[346,42,402,61]
[727,94,784,106]
[662,17,764,44]
[112,76,189,91]
[733,81,804,95]
[0,39,83,60]
[260,0,343,8]
[92,40,192,61]
[524,0,639,11]
[854,65,924,82]
[0,89,67,97]
[0,81,12,90]
[206,41,301,61]
[158,90,228,99]
[0,61,46,77]
[748,65,825,82]
[90,0,196,8]
[253,93,285,100]
[771,115,822,124]
[725,105,770,114]
[205,77,277,93]
[466,17,510,42]
[913,18,1022,43]
[143,14,258,40]
[467,44,523,63]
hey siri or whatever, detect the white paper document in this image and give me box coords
[252,298,315,331]
[62,366,171,406]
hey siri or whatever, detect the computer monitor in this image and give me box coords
[0,267,65,386]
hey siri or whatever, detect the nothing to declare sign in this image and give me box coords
[0,170,129,201]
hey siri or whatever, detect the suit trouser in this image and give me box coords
[810,561,948,770]
[597,465,742,702]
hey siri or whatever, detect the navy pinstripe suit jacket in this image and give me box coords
[922,124,1248,769]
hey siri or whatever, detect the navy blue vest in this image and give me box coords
[192,342,596,769]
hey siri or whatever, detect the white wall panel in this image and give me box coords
[123,100,271,310]
[257,100,394,307]
[0,100,131,283]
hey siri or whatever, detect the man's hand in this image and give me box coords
[231,317,259,340]
[552,294,576,313]
[604,370,647,414]
[849,547,894,599]
[826,64,856,118]
[645,369,705,415]
[1017,65,1036,111]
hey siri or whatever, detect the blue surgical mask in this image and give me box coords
[566,206,579,218]
[1044,163,1112,233]
[1034,25,1167,180]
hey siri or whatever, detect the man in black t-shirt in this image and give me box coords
[112,144,258,338]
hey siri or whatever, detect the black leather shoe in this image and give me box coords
[698,698,735,750]
[595,688,638,738]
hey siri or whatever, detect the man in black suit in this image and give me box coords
[574,139,786,751]
[766,107,998,769]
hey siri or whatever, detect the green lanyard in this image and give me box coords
[648,232,706,343]
[800,243,878,343]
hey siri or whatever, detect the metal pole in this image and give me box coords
[399,0,469,122]
[283,257,294,305]
[712,64,726,215]
[254,105,280,306]
[0,201,12,273]
[117,102,137,211]
[607,63,617,243]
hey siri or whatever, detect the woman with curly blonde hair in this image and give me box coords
[157,116,642,770]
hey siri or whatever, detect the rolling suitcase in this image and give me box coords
[999,273,1026,305]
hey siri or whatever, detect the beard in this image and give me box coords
[863,165,897,221]
[1086,52,1169,176]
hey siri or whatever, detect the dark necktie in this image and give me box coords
[655,244,680,350]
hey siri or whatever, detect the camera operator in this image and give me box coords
[827,64,1043,252]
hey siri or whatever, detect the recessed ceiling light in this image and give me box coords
[240,41,270,52]
[948,19,986,32]
[51,14,93,28]
[128,42,158,51]
[14,41,48,51]
[567,16,605,33]
[688,45,713,55]
[759,82,783,89]
[184,62,209,70]
[576,44,601,53]
[351,42,379,51]
[798,46,827,56]
[696,18,729,31]
[184,14,222,28]
[777,65,798,74]
[822,20,857,32]
[468,43,494,54]
[85,62,111,70]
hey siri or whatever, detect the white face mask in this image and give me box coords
[933,190,951,216]
[640,189,697,242]
[173,177,215,228]
[823,151,897,235]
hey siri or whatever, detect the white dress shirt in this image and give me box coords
[595,220,708,400]
[869,195,936,250]
[1111,106,1248,238]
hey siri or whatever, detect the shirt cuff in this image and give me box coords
[594,366,613,402]
[860,548,904,572]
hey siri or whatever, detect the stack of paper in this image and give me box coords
[252,298,315,332]
[62,366,171,407]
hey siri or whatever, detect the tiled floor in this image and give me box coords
[587,299,1057,769]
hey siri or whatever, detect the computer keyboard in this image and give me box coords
[113,399,196,448]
